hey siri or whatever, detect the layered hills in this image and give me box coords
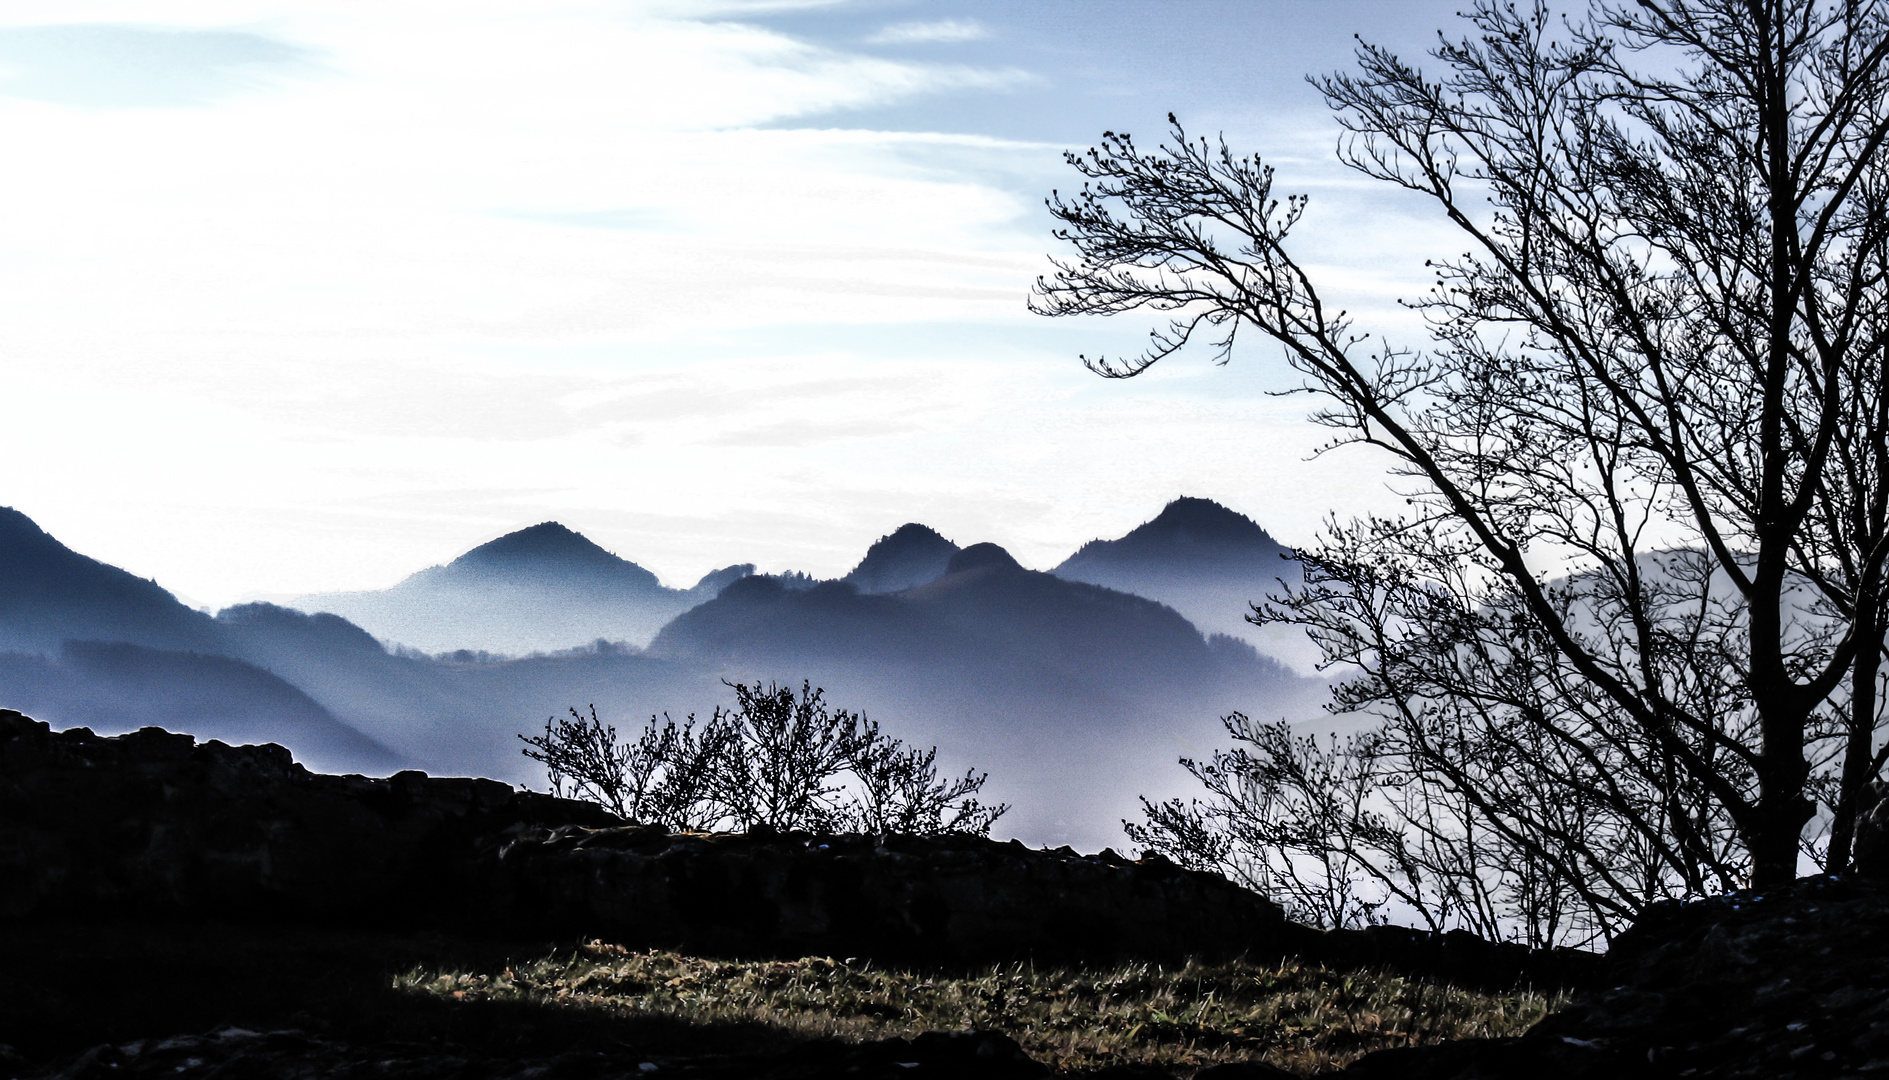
[293,522,753,655]
[650,540,1299,840]
[0,508,398,774]
[1053,496,1312,669]
[0,500,1322,849]
[0,508,223,656]
[841,523,959,594]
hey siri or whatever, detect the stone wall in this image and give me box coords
[0,712,1285,967]
[1344,872,1889,1077]
[0,711,617,924]
[0,712,1602,987]
[491,823,1285,965]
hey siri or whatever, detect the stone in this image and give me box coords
[21,1026,1052,1079]
[1852,778,1889,877]
[0,711,1288,967]
[1345,872,1889,1078]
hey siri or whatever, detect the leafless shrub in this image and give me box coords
[521,680,1007,836]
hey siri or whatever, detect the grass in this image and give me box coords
[0,921,1559,1075]
[397,942,1564,1075]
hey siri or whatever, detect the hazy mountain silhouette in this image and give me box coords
[654,540,1275,708]
[0,507,222,655]
[843,523,960,594]
[0,641,401,774]
[0,508,738,785]
[1053,496,1315,670]
[209,600,718,782]
[0,506,1331,850]
[294,522,753,655]
[648,541,1314,846]
[0,508,402,771]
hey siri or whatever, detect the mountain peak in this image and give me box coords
[1143,497,1278,546]
[0,506,51,544]
[454,522,617,567]
[946,542,1022,575]
[1057,497,1285,573]
[844,523,960,594]
[428,521,665,594]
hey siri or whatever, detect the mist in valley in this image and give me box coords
[0,499,1331,852]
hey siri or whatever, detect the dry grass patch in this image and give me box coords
[397,943,1561,1074]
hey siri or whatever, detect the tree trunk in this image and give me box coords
[1830,600,1882,871]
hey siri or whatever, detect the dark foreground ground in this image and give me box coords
[0,919,1556,1079]
[17,720,1889,1078]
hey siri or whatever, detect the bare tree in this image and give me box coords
[845,721,1007,836]
[711,680,864,832]
[1127,705,1622,947]
[1128,716,1406,932]
[1038,0,1889,913]
[520,705,734,829]
[521,680,1008,836]
[519,705,638,819]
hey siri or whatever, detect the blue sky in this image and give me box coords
[0,0,1463,606]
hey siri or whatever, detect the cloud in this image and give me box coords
[0,24,312,108]
[0,0,1434,608]
[866,20,990,46]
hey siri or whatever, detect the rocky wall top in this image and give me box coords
[0,712,1286,967]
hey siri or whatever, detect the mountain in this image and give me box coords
[209,600,715,782]
[0,507,223,656]
[656,541,1246,693]
[294,522,753,655]
[0,510,723,782]
[0,506,1331,851]
[0,641,402,775]
[649,541,1313,848]
[1052,497,1314,670]
[0,506,404,772]
[843,523,959,594]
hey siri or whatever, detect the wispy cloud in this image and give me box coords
[0,24,313,108]
[866,20,989,46]
[0,0,1439,607]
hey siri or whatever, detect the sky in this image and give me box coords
[0,0,1468,608]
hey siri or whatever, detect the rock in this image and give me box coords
[1299,922,1600,995]
[0,711,1287,966]
[491,823,1285,965]
[20,1026,1051,1079]
[0,711,616,925]
[1345,872,1889,1078]
[1852,778,1889,877]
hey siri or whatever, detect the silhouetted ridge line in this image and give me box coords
[1049,496,1309,668]
[290,521,751,654]
[1058,496,1286,570]
[0,506,186,606]
[450,522,660,586]
[945,542,1023,575]
[0,505,221,655]
[843,523,959,594]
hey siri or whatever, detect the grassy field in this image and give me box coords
[0,921,1557,1075]
[399,942,1562,1074]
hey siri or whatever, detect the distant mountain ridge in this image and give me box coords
[0,501,1329,850]
[0,506,399,773]
[843,523,959,594]
[451,522,665,585]
[295,522,753,655]
[1058,497,1290,573]
[1053,496,1311,669]
[0,507,222,656]
[650,537,1296,843]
